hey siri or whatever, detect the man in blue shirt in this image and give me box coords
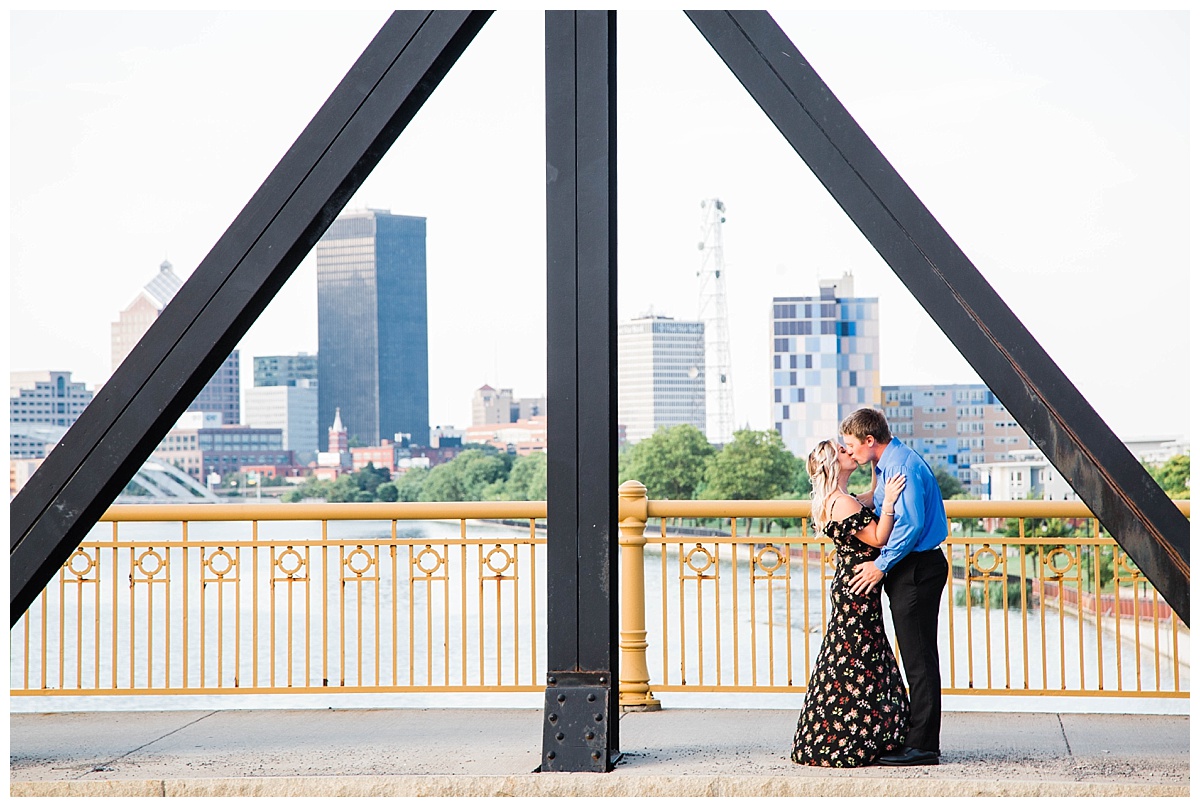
[841,408,948,766]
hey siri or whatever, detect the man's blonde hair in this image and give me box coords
[839,408,891,443]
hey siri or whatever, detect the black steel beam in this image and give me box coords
[686,10,1189,623]
[9,10,492,626]
[543,10,620,772]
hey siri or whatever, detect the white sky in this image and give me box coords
[7,7,1192,443]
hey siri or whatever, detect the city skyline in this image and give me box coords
[8,10,1190,441]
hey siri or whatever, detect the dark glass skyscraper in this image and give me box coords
[316,210,429,450]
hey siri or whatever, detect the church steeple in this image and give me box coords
[328,407,348,454]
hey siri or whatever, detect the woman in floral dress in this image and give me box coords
[791,439,910,767]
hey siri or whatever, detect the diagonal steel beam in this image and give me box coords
[542,10,620,773]
[686,10,1189,624]
[9,10,492,626]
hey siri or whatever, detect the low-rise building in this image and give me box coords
[351,440,402,473]
[1123,436,1190,465]
[972,447,1078,502]
[463,416,547,455]
[151,412,292,483]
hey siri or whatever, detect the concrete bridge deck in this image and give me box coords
[10,707,1189,797]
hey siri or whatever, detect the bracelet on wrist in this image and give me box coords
[883,510,895,516]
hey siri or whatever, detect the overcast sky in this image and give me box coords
[8,8,1191,443]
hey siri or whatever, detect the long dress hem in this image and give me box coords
[791,504,910,768]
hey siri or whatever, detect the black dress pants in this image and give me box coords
[883,547,948,753]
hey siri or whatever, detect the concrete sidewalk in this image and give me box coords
[10,708,1190,797]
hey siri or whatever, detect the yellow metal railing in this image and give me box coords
[11,502,547,696]
[10,492,1189,704]
[620,491,1189,702]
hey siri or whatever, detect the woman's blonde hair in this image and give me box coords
[807,439,841,530]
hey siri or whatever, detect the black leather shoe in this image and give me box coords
[877,746,939,766]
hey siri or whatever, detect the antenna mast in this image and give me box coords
[697,198,734,445]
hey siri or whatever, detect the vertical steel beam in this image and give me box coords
[687,10,1189,623]
[543,10,621,772]
[9,11,492,626]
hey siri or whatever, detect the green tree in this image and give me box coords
[376,481,399,502]
[327,474,361,503]
[394,467,428,502]
[702,429,797,501]
[355,463,392,497]
[418,449,511,502]
[1145,454,1190,498]
[282,476,331,503]
[420,462,472,502]
[792,460,813,498]
[933,465,965,499]
[504,452,548,501]
[454,450,511,498]
[847,464,872,496]
[619,424,715,499]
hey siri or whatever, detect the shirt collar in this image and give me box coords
[877,438,903,470]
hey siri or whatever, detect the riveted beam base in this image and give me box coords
[539,672,621,773]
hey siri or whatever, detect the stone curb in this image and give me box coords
[11,775,1190,798]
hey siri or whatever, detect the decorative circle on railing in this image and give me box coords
[276,547,306,578]
[1114,551,1142,580]
[684,544,714,574]
[1043,547,1076,577]
[755,545,785,575]
[822,546,838,569]
[66,548,96,579]
[970,545,1002,575]
[415,546,444,576]
[204,548,236,579]
[345,546,374,577]
[133,549,165,579]
[484,545,513,576]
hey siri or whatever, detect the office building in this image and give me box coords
[471,385,546,426]
[9,371,94,459]
[882,384,1037,496]
[244,379,319,463]
[151,412,291,483]
[771,273,880,456]
[254,353,319,387]
[316,209,429,450]
[188,349,241,426]
[111,260,241,424]
[617,314,706,445]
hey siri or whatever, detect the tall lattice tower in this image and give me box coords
[697,198,735,445]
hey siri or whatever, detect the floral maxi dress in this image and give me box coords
[791,506,910,767]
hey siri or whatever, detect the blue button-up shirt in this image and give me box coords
[872,439,947,574]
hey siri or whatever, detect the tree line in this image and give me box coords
[281,424,980,506]
[282,447,546,503]
[281,423,1189,508]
